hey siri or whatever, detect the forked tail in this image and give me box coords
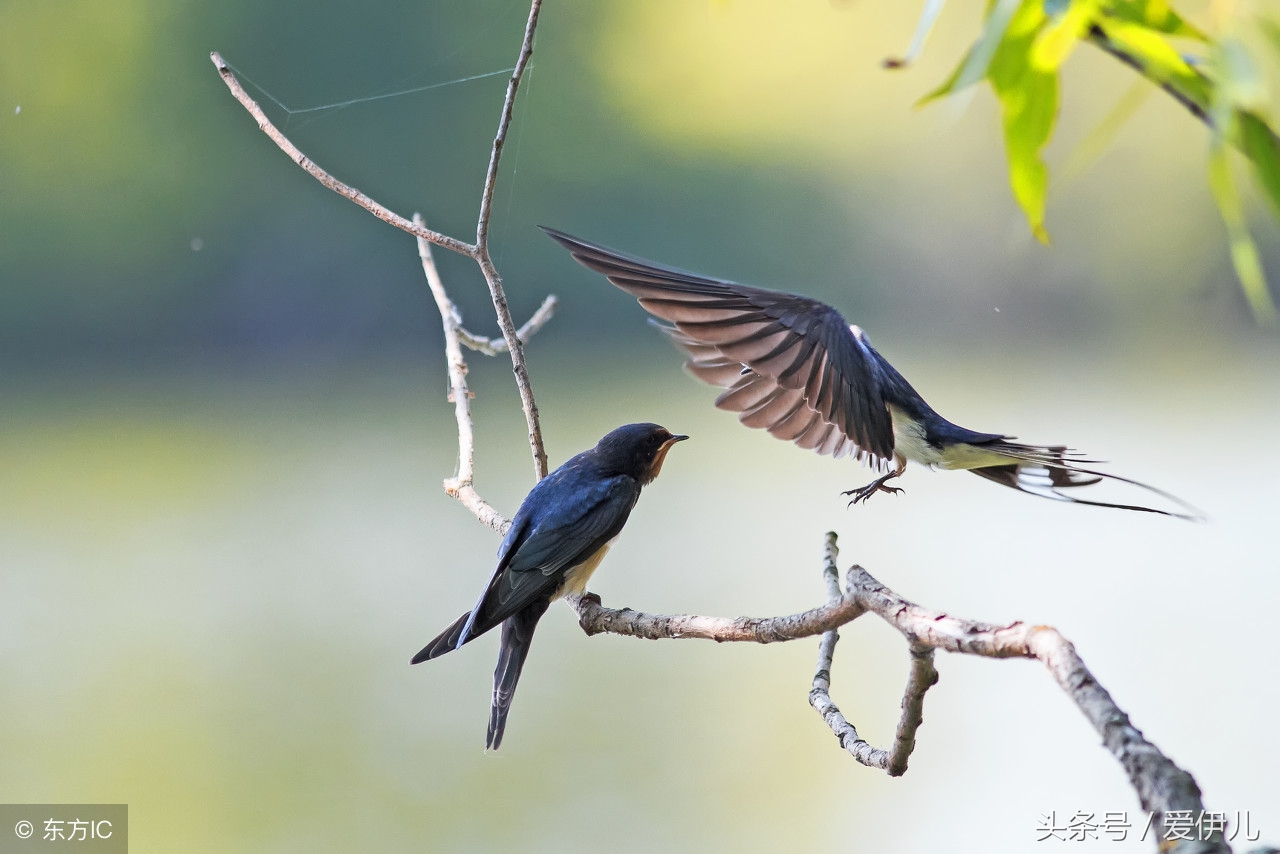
[971,441,1204,520]
[487,599,551,750]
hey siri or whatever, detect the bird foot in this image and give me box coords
[842,476,904,507]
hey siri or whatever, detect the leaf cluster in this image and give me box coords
[910,0,1280,322]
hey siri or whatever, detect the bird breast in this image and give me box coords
[555,537,619,600]
[889,405,943,468]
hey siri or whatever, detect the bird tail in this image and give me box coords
[487,599,551,751]
[409,611,479,664]
[970,441,1204,520]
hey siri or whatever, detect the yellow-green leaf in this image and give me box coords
[953,0,1023,93]
[1208,144,1277,324]
[988,0,1057,242]
[1032,0,1099,72]
[1239,111,1280,219]
[1094,17,1211,111]
[1104,0,1208,41]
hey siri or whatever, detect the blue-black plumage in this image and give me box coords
[541,226,1200,520]
[411,422,687,750]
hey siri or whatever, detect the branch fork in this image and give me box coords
[571,533,1233,852]
[211,0,550,484]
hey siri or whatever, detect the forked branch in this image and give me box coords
[211,0,550,484]
[570,533,1233,853]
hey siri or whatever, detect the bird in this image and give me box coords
[541,226,1199,519]
[411,422,688,749]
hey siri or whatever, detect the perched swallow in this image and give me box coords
[412,422,687,749]
[542,227,1198,519]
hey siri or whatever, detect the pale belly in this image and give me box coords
[553,537,618,600]
[889,405,1012,471]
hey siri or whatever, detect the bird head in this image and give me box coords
[594,423,688,485]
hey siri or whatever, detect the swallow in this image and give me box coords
[542,227,1199,519]
[412,422,687,749]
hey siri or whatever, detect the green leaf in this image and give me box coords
[918,50,969,105]
[1208,143,1277,324]
[1261,18,1280,56]
[1094,17,1212,109]
[1239,111,1280,219]
[957,0,1024,92]
[989,1,1058,242]
[1032,0,1099,72]
[1103,0,1208,41]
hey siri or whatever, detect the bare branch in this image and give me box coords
[572,532,1234,852]
[1024,628,1224,852]
[570,589,861,644]
[476,0,542,251]
[458,295,558,355]
[213,0,552,499]
[807,535,887,768]
[472,0,549,481]
[209,52,475,258]
[807,535,936,775]
[885,640,937,776]
[414,215,509,534]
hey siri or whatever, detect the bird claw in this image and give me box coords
[842,479,904,507]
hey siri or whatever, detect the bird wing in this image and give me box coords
[542,227,896,466]
[453,468,640,648]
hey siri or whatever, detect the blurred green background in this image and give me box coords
[2,0,1277,851]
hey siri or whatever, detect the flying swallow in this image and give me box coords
[412,422,688,749]
[542,227,1198,519]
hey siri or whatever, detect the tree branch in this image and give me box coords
[209,52,475,258]
[571,532,1237,853]
[886,640,937,776]
[415,215,508,534]
[457,295,558,356]
[473,0,549,481]
[212,0,552,502]
[807,536,887,768]
[1084,25,1211,128]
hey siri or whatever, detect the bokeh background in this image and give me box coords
[2,0,1277,851]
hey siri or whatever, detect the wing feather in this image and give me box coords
[542,227,896,464]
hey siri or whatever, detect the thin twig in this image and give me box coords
[571,533,1235,853]
[209,52,475,258]
[1084,26,1212,128]
[415,214,509,534]
[473,0,549,481]
[808,535,885,767]
[476,0,540,251]
[458,295,558,355]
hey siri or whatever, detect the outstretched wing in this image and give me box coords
[542,227,897,468]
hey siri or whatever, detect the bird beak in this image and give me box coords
[644,433,688,485]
